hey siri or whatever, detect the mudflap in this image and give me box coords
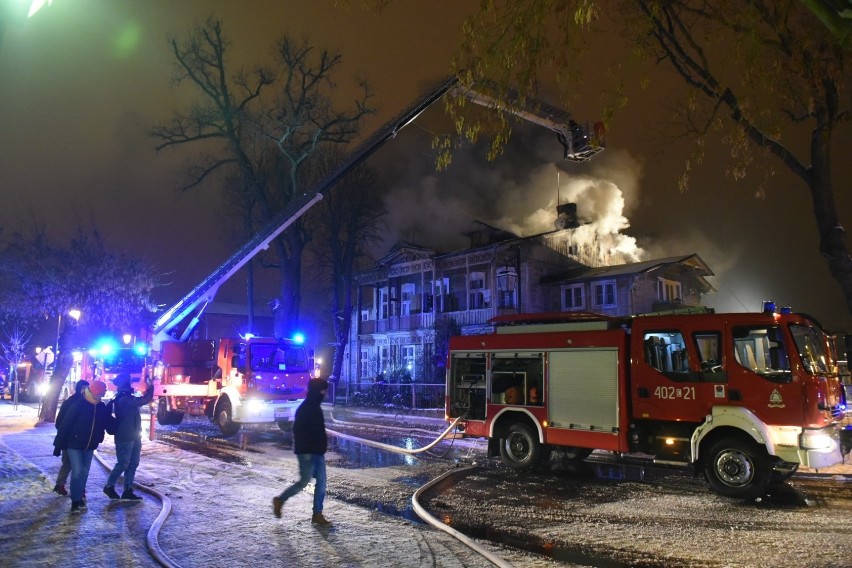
[841,426,852,457]
[488,437,500,458]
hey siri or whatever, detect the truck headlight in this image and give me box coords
[246,399,264,413]
[800,428,833,450]
[37,383,49,397]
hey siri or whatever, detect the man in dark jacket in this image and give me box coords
[52,379,89,496]
[103,372,154,501]
[272,378,331,526]
[53,380,111,514]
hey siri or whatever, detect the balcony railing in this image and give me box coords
[359,307,498,335]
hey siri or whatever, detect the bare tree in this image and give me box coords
[303,147,386,384]
[443,1,851,316]
[0,223,157,422]
[153,19,375,337]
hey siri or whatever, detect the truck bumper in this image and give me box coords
[778,426,845,469]
[233,398,302,424]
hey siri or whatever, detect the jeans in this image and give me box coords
[106,439,142,492]
[66,448,94,502]
[277,454,327,514]
[56,450,71,486]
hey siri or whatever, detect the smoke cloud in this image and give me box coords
[377,131,646,266]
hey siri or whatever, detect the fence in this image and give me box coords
[334,381,445,410]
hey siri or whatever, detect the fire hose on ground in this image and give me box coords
[327,413,515,568]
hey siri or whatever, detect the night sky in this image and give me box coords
[2,1,850,333]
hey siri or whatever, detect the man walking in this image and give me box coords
[53,379,89,496]
[272,378,331,526]
[52,380,111,514]
[103,372,154,502]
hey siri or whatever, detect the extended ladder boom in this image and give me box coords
[151,77,604,345]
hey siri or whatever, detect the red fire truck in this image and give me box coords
[151,336,312,436]
[446,304,848,498]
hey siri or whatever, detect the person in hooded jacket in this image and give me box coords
[103,372,154,501]
[52,379,89,496]
[272,378,331,526]
[52,380,111,514]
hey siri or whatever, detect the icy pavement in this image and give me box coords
[0,403,568,568]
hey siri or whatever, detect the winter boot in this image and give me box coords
[311,512,332,526]
[103,486,120,500]
[70,500,83,514]
[121,489,143,502]
[272,496,285,518]
[53,484,68,496]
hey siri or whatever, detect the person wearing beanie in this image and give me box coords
[52,380,112,514]
[52,379,89,496]
[103,372,154,501]
[272,378,332,526]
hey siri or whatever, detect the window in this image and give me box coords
[379,346,389,373]
[491,353,544,406]
[403,345,416,379]
[733,326,792,378]
[694,332,722,372]
[251,343,308,372]
[593,280,616,308]
[468,271,490,310]
[643,331,689,374]
[433,277,449,313]
[400,283,415,316]
[657,278,683,303]
[379,287,389,319]
[497,267,517,309]
[360,349,369,376]
[790,324,828,375]
[562,284,584,310]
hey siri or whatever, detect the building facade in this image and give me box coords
[344,210,714,388]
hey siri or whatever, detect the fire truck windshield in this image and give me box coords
[250,343,309,373]
[103,348,144,373]
[790,324,831,375]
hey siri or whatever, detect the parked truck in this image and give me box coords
[152,336,312,435]
[446,303,849,498]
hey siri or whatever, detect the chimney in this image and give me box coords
[554,203,579,230]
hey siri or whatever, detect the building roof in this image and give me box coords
[541,254,716,292]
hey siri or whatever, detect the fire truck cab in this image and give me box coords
[447,305,848,498]
[152,336,312,436]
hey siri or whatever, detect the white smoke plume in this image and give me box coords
[376,129,646,264]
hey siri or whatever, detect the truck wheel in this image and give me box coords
[156,399,184,426]
[703,438,769,499]
[215,398,240,437]
[499,423,541,470]
[277,421,292,432]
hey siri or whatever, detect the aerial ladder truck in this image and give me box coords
[146,76,605,436]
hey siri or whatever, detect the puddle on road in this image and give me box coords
[328,436,422,469]
[155,431,257,466]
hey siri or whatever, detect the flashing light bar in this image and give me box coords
[762,301,793,315]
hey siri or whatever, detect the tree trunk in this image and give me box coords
[809,135,852,317]
[38,327,75,423]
